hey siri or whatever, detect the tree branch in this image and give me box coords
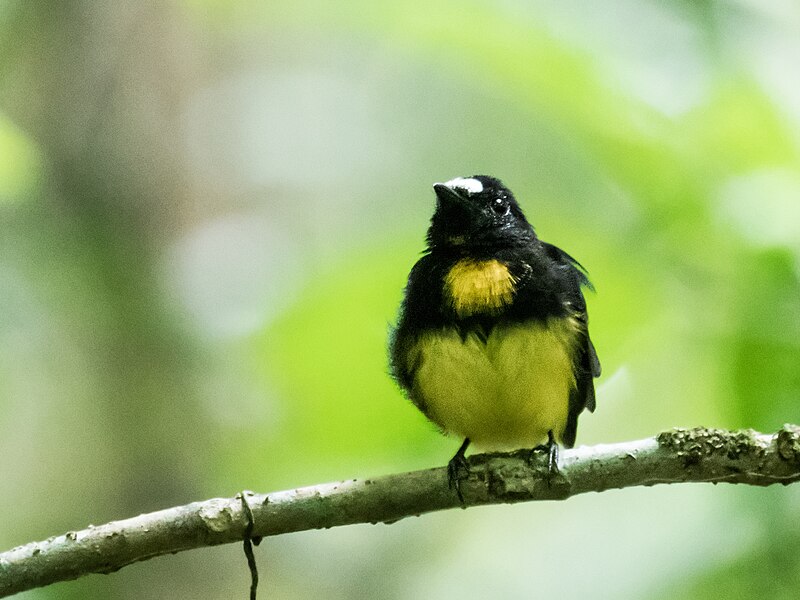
[2,425,800,597]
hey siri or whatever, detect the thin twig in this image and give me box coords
[238,491,260,600]
[1,425,799,597]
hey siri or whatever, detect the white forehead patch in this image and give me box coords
[444,177,483,195]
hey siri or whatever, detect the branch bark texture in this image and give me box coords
[2,425,800,597]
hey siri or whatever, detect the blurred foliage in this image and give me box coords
[0,113,41,203]
[1,1,799,598]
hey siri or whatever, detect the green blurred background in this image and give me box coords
[1,1,799,598]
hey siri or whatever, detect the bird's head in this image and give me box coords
[426,175,535,251]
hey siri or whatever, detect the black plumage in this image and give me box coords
[389,175,600,496]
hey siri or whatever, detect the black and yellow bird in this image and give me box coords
[389,175,600,497]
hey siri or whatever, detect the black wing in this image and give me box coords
[542,242,601,448]
[388,254,443,396]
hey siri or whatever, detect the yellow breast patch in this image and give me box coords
[444,259,517,317]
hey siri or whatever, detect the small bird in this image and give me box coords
[389,176,600,499]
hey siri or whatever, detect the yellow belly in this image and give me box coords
[410,319,580,451]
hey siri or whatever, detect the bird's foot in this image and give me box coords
[447,438,471,504]
[527,431,560,483]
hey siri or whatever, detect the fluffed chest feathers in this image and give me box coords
[407,317,582,450]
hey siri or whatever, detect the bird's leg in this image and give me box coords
[528,430,560,477]
[546,430,559,474]
[447,438,471,503]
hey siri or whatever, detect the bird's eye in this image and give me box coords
[491,196,510,216]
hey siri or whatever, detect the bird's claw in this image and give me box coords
[527,431,560,482]
[447,453,470,504]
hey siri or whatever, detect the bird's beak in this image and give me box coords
[431,182,478,236]
[433,182,463,205]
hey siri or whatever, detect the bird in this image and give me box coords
[389,175,600,500]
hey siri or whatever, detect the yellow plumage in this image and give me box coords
[390,176,599,494]
[444,259,517,317]
[406,318,581,450]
